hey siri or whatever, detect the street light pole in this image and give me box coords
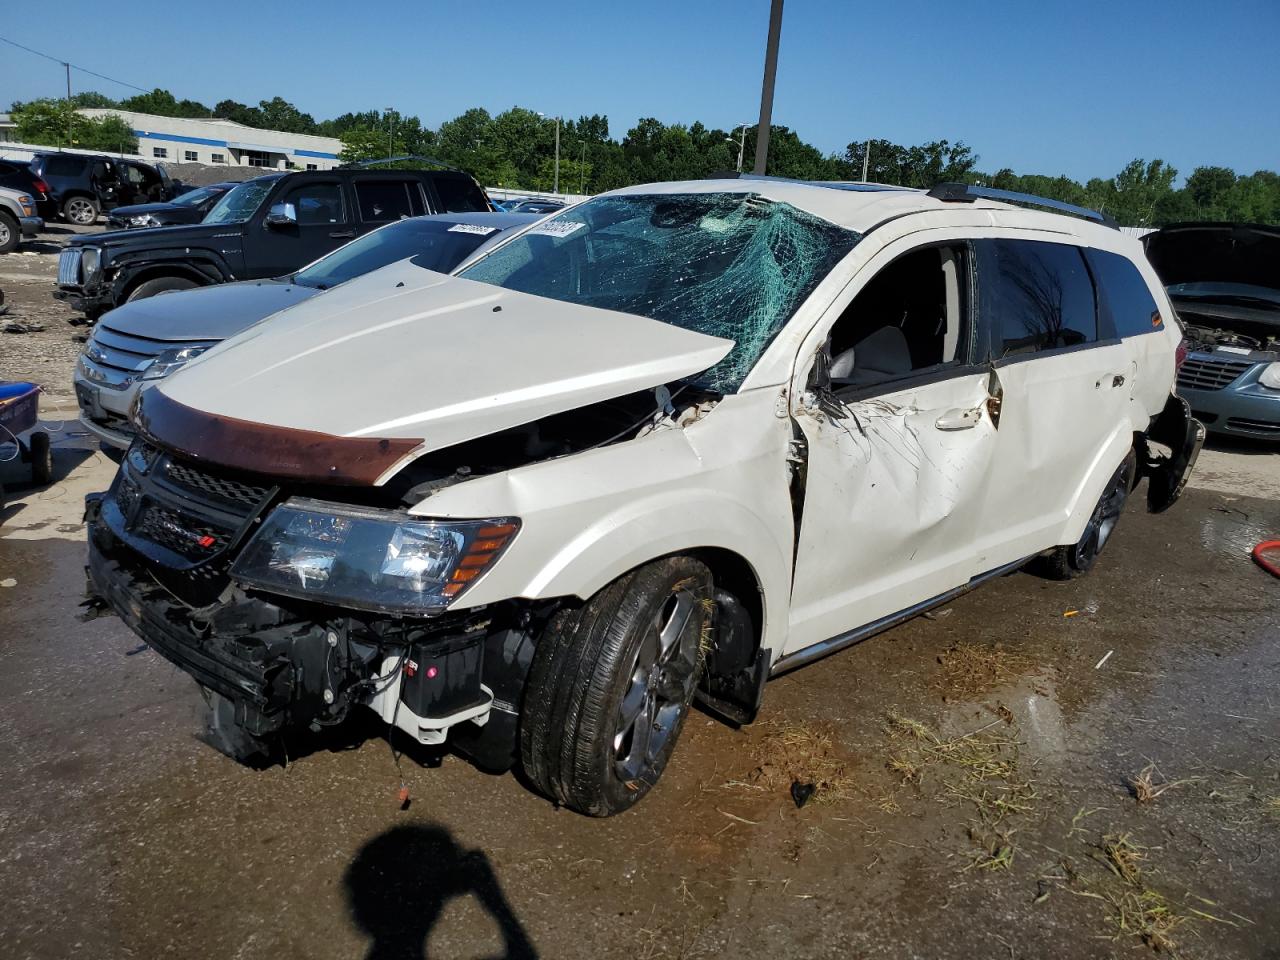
[579,141,586,195]
[65,61,72,148]
[736,123,748,172]
[860,139,870,182]
[554,115,561,195]
[752,0,784,175]
[385,106,394,160]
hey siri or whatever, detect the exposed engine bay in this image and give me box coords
[1178,308,1280,360]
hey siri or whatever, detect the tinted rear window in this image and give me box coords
[432,175,490,213]
[354,180,423,222]
[1085,249,1163,337]
[979,239,1097,357]
[42,156,86,177]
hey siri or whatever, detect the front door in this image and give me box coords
[245,178,351,279]
[785,240,1001,655]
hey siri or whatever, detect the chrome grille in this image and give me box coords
[1177,356,1252,391]
[83,327,214,389]
[57,248,82,287]
[1226,417,1280,435]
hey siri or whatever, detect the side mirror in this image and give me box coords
[265,202,297,227]
[808,341,834,391]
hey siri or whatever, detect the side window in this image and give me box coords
[45,156,83,177]
[826,243,972,389]
[432,175,490,213]
[354,180,422,222]
[282,182,345,225]
[979,239,1097,357]
[1085,249,1163,338]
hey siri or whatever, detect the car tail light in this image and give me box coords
[32,178,51,196]
[1175,339,1190,373]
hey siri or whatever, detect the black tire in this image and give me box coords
[1040,450,1136,580]
[0,211,18,254]
[29,432,53,486]
[62,195,98,226]
[126,276,198,302]
[520,556,713,816]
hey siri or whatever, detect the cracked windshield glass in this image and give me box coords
[460,192,860,392]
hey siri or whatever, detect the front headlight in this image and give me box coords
[81,247,102,283]
[128,214,158,228]
[1259,362,1280,391]
[229,499,519,613]
[140,345,210,380]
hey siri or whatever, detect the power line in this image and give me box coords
[0,35,151,94]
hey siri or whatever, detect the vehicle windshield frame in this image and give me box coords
[203,178,276,225]
[458,191,861,393]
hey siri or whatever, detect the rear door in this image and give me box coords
[351,176,427,234]
[244,177,350,278]
[968,237,1133,570]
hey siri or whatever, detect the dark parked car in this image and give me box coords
[55,166,492,320]
[0,158,56,220]
[106,182,236,230]
[1147,222,1280,440]
[29,153,177,226]
[75,211,537,449]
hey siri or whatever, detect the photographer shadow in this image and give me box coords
[345,823,538,960]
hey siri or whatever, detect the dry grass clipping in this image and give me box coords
[740,719,858,804]
[934,643,1029,699]
[1128,763,1200,806]
[1100,833,1146,886]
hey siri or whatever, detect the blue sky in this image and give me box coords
[3,0,1277,183]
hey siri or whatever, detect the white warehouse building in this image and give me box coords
[78,109,342,170]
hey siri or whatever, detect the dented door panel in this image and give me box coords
[785,371,998,655]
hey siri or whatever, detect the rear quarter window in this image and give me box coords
[42,156,86,177]
[432,175,490,213]
[1085,249,1164,337]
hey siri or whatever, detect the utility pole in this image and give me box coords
[752,0,784,175]
[64,61,72,148]
[553,116,561,195]
[860,139,870,181]
[737,123,749,172]
[385,106,394,160]
[579,141,586,195]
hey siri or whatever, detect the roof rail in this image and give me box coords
[338,154,461,172]
[928,182,1117,227]
[706,171,908,193]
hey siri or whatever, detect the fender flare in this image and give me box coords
[111,256,229,301]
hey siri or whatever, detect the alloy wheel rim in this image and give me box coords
[0,221,10,245]
[612,589,701,785]
[1073,463,1130,569]
[68,199,94,224]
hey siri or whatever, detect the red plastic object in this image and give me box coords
[1253,541,1280,579]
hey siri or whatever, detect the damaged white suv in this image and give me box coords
[86,177,1202,816]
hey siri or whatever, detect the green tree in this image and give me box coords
[121,88,210,118]
[12,99,137,152]
[257,96,316,134]
[213,99,265,127]
[72,91,118,109]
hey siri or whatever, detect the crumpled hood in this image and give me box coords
[97,279,316,342]
[156,261,734,460]
[1144,223,1280,291]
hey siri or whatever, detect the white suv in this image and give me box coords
[86,177,1202,816]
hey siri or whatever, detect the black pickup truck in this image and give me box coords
[54,166,492,320]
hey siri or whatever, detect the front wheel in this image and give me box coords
[1040,450,1136,580]
[0,211,18,253]
[126,276,198,302]
[520,557,712,816]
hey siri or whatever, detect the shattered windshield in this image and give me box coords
[459,192,859,392]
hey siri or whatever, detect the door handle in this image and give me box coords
[329,230,355,239]
[935,407,982,431]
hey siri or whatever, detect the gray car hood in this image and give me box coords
[97,279,319,342]
[158,261,735,458]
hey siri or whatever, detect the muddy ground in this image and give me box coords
[1,232,1278,960]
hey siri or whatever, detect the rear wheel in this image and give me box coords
[1041,451,1136,580]
[520,556,712,816]
[126,276,198,302]
[0,211,17,253]
[63,196,98,226]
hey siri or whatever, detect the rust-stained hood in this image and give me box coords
[146,263,734,483]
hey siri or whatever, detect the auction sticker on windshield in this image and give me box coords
[447,223,498,236]
[529,220,585,239]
